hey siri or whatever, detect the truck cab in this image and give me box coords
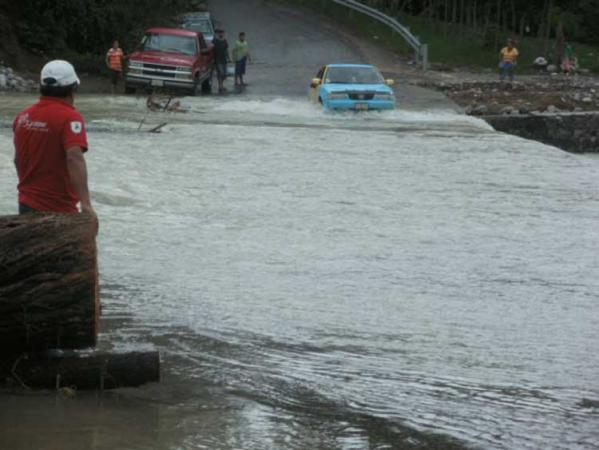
[126,28,214,95]
[181,12,215,43]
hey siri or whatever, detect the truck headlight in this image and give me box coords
[175,67,193,80]
[129,61,143,69]
[374,93,394,101]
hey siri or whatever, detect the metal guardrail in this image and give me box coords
[330,0,429,70]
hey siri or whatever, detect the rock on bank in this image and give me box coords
[0,63,37,93]
[485,112,599,153]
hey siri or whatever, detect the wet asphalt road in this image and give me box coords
[207,0,457,110]
[209,0,361,96]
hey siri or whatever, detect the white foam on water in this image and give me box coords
[163,96,492,134]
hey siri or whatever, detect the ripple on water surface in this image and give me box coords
[0,95,598,450]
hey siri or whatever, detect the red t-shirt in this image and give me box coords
[13,97,89,213]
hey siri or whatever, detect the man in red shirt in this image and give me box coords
[13,60,96,225]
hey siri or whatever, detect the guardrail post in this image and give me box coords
[420,44,429,71]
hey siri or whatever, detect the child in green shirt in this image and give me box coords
[232,32,251,86]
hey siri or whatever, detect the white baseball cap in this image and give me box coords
[40,60,80,87]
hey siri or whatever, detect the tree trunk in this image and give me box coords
[510,0,517,33]
[1,351,160,390]
[554,19,565,66]
[543,0,554,54]
[519,14,526,38]
[0,214,99,356]
[482,2,491,39]
[444,0,449,35]
[494,0,502,51]
[538,0,550,38]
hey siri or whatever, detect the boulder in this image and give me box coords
[473,104,488,115]
[501,106,517,115]
[546,105,560,113]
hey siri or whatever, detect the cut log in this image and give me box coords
[1,351,160,390]
[0,214,99,356]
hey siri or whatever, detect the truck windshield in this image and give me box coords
[183,20,213,36]
[142,33,197,56]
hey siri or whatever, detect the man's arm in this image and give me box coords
[66,147,94,214]
[14,156,20,178]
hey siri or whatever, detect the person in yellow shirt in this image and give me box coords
[499,39,519,83]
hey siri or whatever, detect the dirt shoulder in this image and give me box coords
[409,69,599,116]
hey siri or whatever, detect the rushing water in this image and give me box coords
[1,93,598,450]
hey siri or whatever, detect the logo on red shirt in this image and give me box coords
[16,113,49,132]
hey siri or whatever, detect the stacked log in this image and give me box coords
[0,213,99,356]
[0,351,160,390]
[0,213,160,389]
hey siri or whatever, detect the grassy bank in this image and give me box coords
[270,0,599,73]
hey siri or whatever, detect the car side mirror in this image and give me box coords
[311,78,321,88]
[386,79,395,86]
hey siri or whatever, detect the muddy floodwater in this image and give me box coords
[1,93,599,450]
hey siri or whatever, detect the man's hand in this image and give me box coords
[81,203,99,236]
[66,147,97,235]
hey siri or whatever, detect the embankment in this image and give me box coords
[485,112,599,153]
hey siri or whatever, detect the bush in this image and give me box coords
[14,0,197,65]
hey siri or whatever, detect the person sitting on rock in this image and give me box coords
[561,43,578,75]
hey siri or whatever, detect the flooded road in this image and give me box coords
[1,1,599,449]
[1,93,598,450]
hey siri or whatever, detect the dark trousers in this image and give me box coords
[235,57,247,76]
[19,203,39,214]
[110,69,122,86]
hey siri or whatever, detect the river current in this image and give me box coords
[0,93,598,450]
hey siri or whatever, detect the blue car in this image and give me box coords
[309,64,396,111]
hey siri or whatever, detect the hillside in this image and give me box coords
[0,0,204,75]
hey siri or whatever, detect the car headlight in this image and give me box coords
[129,61,143,69]
[374,93,394,101]
[328,92,347,100]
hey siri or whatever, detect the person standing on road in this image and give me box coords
[499,38,519,84]
[13,60,96,224]
[212,29,230,94]
[232,32,251,87]
[106,40,125,94]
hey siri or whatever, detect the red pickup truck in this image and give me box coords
[125,28,214,95]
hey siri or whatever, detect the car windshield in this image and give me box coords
[325,66,384,84]
[183,20,213,35]
[142,33,197,56]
